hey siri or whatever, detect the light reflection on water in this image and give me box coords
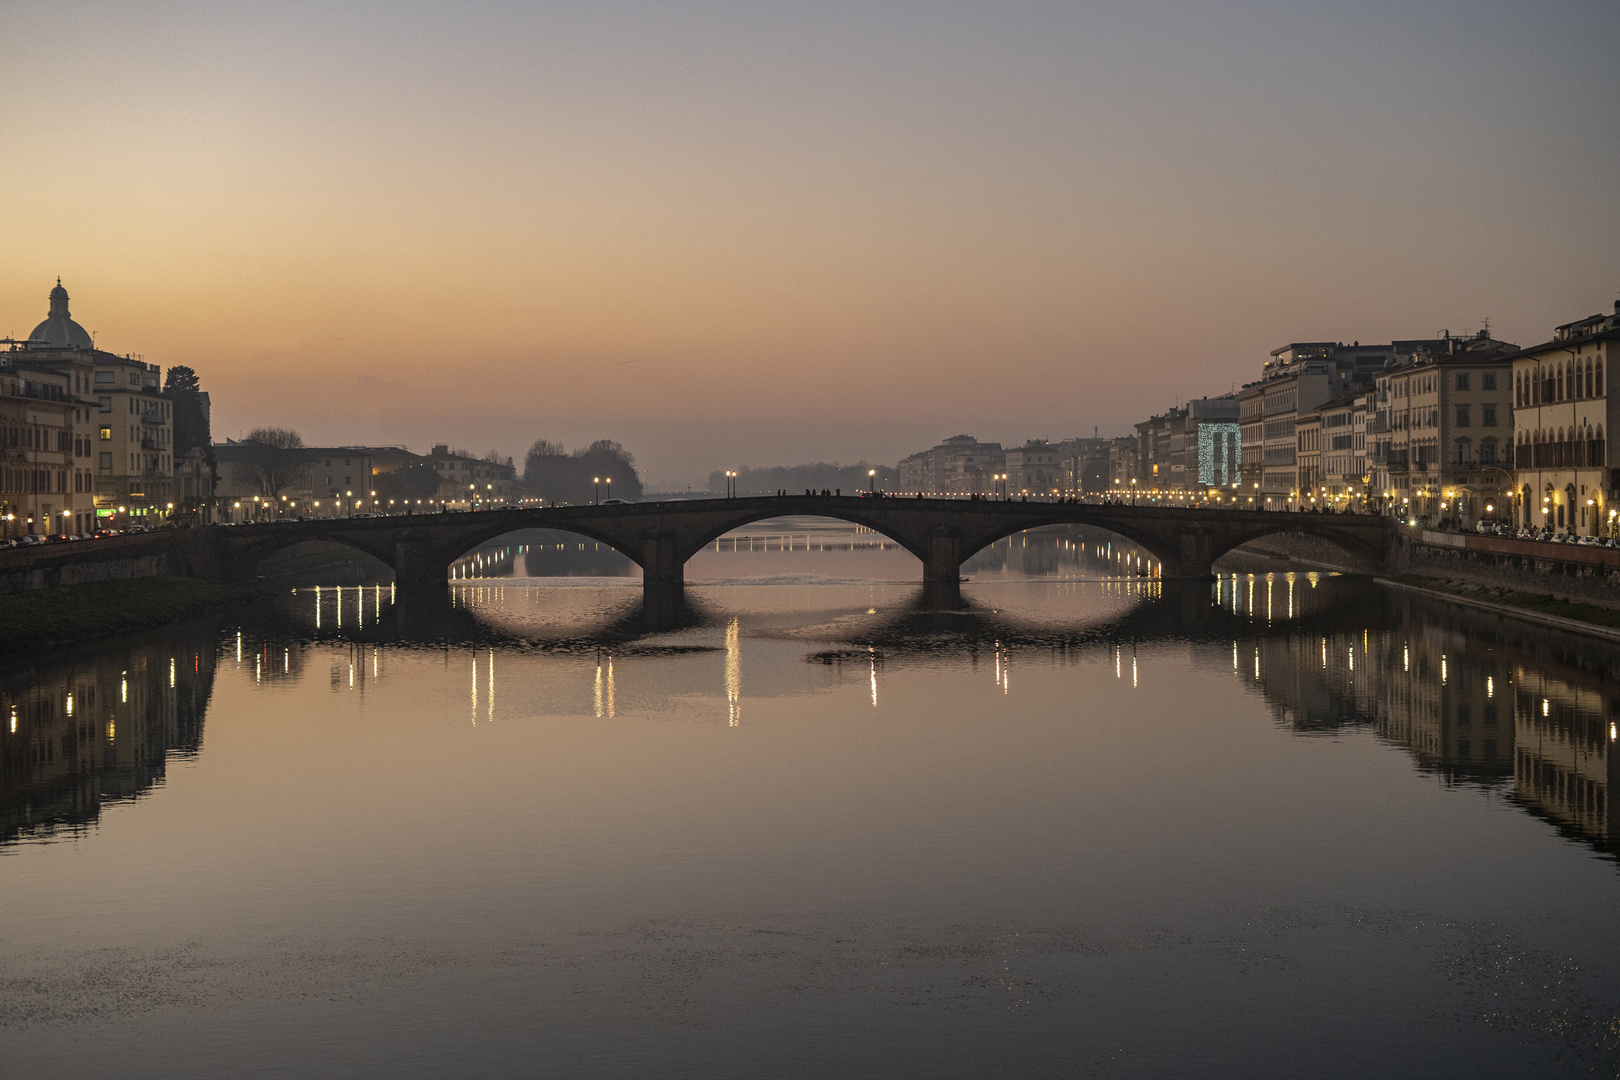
[1,524,1618,1077]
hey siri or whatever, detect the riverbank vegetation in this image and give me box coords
[0,577,249,654]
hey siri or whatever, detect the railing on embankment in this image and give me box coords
[1393,524,1620,602]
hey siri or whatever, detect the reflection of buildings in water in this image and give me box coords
[1512,670,1616,846]
[0,632,217,845]
[1239,623,1515,786]
[1239,609,1620,852]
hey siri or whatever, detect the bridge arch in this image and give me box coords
[434,522,644,580]
[953,515,1185,576]
[1208,517,1386,570]
[676,506,930,565]
[221,529,402,583]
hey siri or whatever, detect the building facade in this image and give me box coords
[427,445,517,505]
[1004,440,1060,495]
[1375,331,1517,526]
[896,435,1005,494]
[5,282,175,533]
[1510,304,1620,535]
[1316,395,1369,507]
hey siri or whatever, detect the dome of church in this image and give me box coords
[28,279,93,350]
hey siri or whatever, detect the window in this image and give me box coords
[1455,372,1470,391]
[1482,372,1496,391]
[99,426,111,440]
[1483,404,1497,427]
[128,373,138,386]
[98,396,110,413]
[94,371,114,385]
[1481,439,1498,464]
[1456,406,1471,427]
[99,452,111,471]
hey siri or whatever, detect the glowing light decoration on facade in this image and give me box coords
[1197,423,1242,486]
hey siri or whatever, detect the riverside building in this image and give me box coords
[1510,303,1620,535]
[1372,330,1517,527]
[4,282,174,534]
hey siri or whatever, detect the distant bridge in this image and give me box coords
[0,496,1388,609]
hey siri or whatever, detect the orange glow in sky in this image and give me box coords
[3,2,1615,485]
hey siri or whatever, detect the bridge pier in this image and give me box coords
[922,528,963,607]
[394,532,448,586]
[640,530,687,630]
[1168,525,1217,579]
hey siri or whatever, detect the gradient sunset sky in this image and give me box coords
[3,1,1616,487]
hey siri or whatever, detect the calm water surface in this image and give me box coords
[2,519,1618,1078]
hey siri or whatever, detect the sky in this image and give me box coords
[2,0,1617,489]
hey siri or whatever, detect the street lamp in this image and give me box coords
[868,468,876,492]
[593,477,601,504]
[604,477,612,502]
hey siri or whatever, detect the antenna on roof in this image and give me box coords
[1481,316,1491,337]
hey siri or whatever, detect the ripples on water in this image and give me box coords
[1,519,1618,1078]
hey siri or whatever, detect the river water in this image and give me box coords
[2,518,1618,1078]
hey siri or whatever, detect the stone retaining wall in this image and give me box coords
[1389,526,1620,606]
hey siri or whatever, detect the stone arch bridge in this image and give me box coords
[189,495,1386,599]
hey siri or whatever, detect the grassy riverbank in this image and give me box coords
[1387,573,1620,631]
[0,577,250,654]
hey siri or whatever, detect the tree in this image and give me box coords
[573,440,643,501]
[238,427,306,497]
[524,439,585,504]
[163,365,212,464]
[521,437,643,504]
[523,439,567,478]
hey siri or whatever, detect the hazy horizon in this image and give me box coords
[4,0,1616,489]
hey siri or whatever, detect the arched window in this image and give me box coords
[1595,425,1606,468]
[1597,363,1604,398]
[1587,359,1595,399]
